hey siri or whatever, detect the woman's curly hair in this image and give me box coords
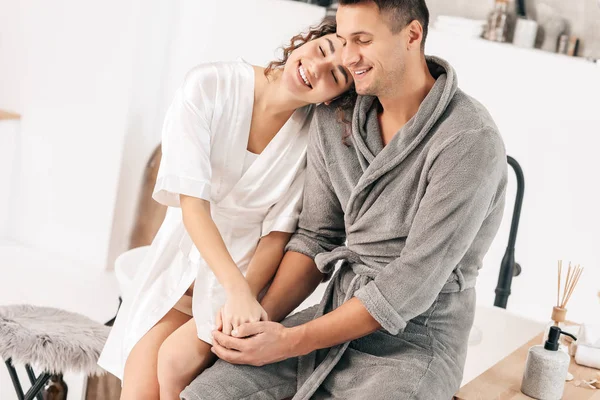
[265,18,357,146]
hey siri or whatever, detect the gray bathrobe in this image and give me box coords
[181,56,507,400]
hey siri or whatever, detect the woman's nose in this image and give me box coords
[313,59,333,79]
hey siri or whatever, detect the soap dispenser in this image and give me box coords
[521,326,577,399]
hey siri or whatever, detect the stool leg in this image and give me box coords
[5,358,25,400]
[25,365,45,400]
[4,358,53,400]
[23,372,51,400]
[105,296,123,327]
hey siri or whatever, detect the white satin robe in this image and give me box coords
[98,60,313,380]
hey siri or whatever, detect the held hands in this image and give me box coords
[211,285,300,366]
[216,287,268,336]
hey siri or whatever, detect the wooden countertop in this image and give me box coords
[0,109,20,120]
[455,332,600,399]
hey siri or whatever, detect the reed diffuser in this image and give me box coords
[543,260,584,354]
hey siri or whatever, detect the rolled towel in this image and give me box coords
[579,323,600,347]
[575,344,600,369]
[574,323,600,369]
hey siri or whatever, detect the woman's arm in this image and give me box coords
[181,194,268,334]
[180,194,249,294]
[244,231,292,299]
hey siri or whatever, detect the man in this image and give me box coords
[182,1,507,399]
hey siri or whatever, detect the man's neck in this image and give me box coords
[378,59,436,146]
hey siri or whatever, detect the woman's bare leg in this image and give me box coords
[120,308,191,400]
[157,317,216,399]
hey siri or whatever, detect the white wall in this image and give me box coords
[426,30,600,323]
[105,0,178,271]
[0,1,26,241]
[0,119,19,239]
[0,0,142,269]
[0,2,26,113]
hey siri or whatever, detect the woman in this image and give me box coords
[98,20,354,400]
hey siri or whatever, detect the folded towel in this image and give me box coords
[575,344,600,369]
[574,323,600,369]
[579,323,600,347]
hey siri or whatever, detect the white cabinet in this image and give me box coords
[426,30,600,323]
[0,111,20,240]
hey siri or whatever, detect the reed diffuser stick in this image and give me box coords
[556,261,584,310]
[562,265,583,308]
[562,263,573,306]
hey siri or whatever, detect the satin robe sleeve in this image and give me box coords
[284,114,347,263]
[354,129,507,335]
[261,169,306,237]
[153,66,214,207]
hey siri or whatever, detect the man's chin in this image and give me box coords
[354,79,377,96]
[355,86,376,96]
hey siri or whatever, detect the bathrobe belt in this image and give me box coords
[292,246,474,400]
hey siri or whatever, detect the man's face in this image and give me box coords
[336,2,409,97]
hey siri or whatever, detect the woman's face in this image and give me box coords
[282,33,353,104]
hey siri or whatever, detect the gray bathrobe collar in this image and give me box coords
[352,56,457,162]
[348,56,458,223]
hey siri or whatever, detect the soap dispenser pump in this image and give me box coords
[521,326,577,399]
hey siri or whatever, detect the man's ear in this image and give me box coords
[407,20,423,50]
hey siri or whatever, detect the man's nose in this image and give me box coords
[342,43,360,67]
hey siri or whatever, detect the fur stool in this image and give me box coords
[0,304,110,400]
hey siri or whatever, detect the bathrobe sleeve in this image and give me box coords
[285,114,347,263]
[261,169,306,237]
[355,129,506,335]
[153,66,214,207]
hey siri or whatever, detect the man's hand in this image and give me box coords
[211,298,380,367]
[210,322,302,366]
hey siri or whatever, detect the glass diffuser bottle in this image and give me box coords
[542,261,584,355]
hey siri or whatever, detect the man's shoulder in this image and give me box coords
[445,89,500,134]
[430,89,505,156]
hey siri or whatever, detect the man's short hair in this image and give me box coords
[338,0,430,48]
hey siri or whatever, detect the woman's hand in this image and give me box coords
[220,287,268,336]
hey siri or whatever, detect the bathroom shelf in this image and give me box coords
[0,110,21,120]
